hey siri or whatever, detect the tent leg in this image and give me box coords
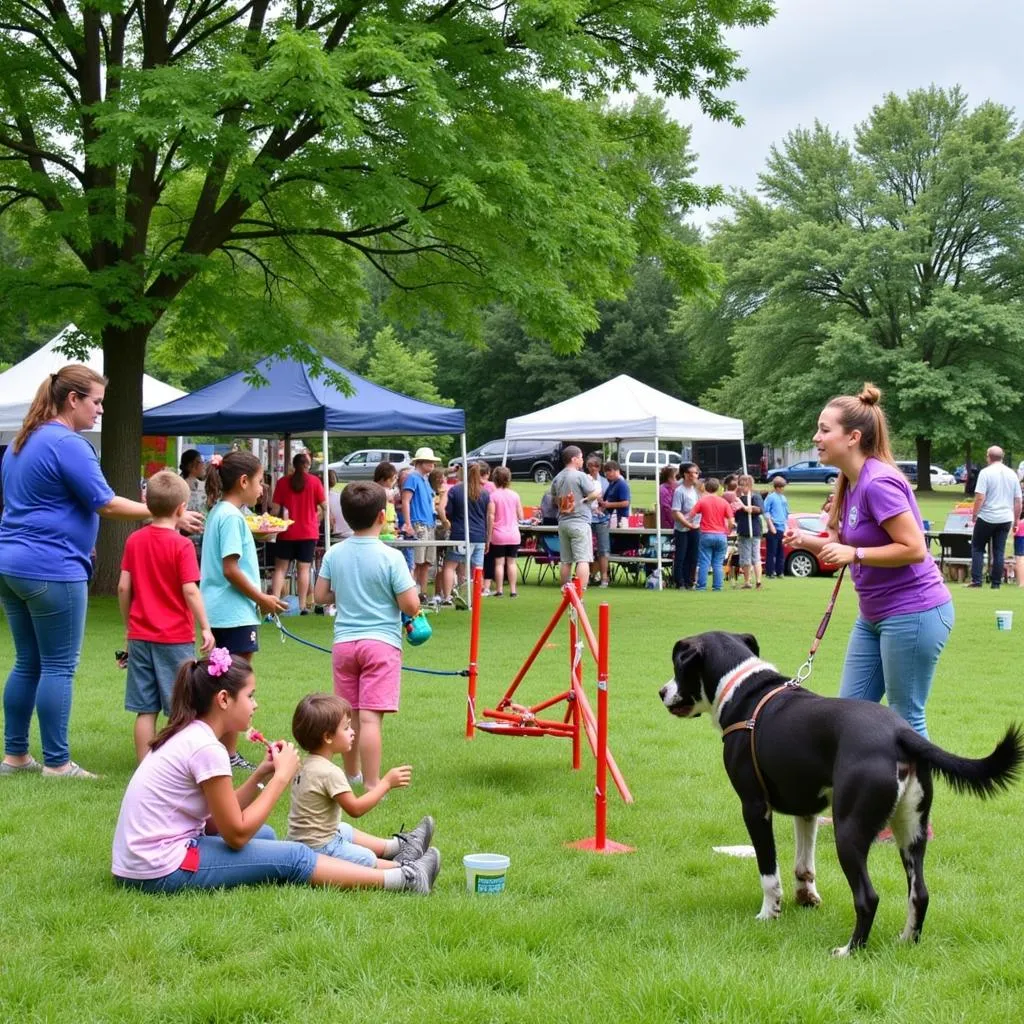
[654,433,661,586]
[740,437,748,475]
[460,433,471,610]
[322,429,331,558]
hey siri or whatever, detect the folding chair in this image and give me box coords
[533,534,561,585]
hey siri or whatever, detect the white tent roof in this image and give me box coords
[504,374,745,442]
[0,325,186,445]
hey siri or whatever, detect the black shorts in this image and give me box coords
[212,625,260,655]
[273,538,317,563]
[490,543,521,559]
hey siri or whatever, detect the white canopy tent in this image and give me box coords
[0,325,186,446]
[503,375,747,583]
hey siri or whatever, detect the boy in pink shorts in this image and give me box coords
[313,482,420,789]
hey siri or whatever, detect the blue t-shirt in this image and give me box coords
[445,483,490,543]
[319,536,416,649]
[0,423,115,581]
[402,472,435,526]
[604,477,631,517]
[763,492,790,531]
[200,501,261,628]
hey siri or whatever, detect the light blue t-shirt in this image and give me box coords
[402,472,435,526]
[320,536,416,649]
[0,423,114,581]
[763,492,790,531]
[200,501,260,628]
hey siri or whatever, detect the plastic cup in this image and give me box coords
[463,853,510,893]
[996,610,1013,631]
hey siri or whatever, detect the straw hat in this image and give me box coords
[412,446,439,464]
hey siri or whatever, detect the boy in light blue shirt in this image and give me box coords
[763,477,790,579]
[314,482,420,790]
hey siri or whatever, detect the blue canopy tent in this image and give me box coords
[143,356,471,589]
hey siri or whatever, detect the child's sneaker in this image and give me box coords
[400,846,441,893]
[229,752,257,772]
[393,815,436,864]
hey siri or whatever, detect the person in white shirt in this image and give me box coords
[968,446,1021,589]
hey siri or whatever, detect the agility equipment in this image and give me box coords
[466,569,634,853]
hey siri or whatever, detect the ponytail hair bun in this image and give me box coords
[858,383,881,407]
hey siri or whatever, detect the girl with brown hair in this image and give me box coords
[0,365,202,778]
[269,452,326,613]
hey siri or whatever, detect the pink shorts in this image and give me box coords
[332,640,402,712]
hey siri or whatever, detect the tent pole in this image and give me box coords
[322,429,331,557]
[740,436,748,475]
[175,436,184,470]
[501,436,509,468]
[460,432,471,609]
[654,432,661,586]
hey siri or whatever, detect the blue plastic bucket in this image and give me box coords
[463,853,510,893]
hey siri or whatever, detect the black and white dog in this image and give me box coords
[659,631,1023,955]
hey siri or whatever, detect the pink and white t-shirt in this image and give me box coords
[489,488,522,546]
[111,720,231,879]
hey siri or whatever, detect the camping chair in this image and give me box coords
[532,533,561,585]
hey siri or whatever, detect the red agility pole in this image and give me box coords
[465,567,484,738]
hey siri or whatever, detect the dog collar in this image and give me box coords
[713,657,776,716]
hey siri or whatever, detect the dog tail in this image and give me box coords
[900,724,1024,798]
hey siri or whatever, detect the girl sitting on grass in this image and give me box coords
[111,651,441,894]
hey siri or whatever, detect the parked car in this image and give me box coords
[953,464,970,483]
[775,513,841,578]
[894,462,956,486]
[623,449,684,479]
[765,461,839,485]
[452,439,562,483]
[929,465,956,486]
[328,448,411,480]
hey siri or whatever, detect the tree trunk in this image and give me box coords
[93,325,149,594]
[915,435,932,492]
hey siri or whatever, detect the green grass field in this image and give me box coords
[2,495,1023,1023]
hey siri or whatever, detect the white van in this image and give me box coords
[623,449,683,479]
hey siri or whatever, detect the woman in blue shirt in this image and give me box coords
[0,365,201,778]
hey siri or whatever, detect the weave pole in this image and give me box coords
[568,600,635,854]
[465,567,484,738]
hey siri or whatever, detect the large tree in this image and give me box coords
[0,0,771,588]
[684,86,1024,484]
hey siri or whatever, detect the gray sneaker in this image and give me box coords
[400,846,441,893]
[393,815,436,865]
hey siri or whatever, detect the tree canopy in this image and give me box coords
[680,86,1024,481]
[0,0,773,587]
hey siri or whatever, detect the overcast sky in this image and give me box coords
[667,0,1024,230]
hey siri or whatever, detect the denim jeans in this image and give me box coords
[696,533,728,591]
[672,530,699,589]
[838,600,955,738]
[764,532,786,577]
[115,825,319,893]
[971,519,1012,586]
[313,821,377,868]
[0,574,88,767]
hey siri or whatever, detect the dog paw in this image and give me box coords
[795,886,821,908]
[756,902,781,921]
[830,944,852,958]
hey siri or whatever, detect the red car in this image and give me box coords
[755,513,840,577]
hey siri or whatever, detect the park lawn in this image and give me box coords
[1,575,1023,1023]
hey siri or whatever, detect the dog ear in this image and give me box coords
[738,633,760,657]
[672,637,703,683]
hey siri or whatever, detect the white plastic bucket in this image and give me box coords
[996,610,1013,631]
[281,595,301,617]
[463,853,510,893]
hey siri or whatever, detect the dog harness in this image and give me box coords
[721,681,801,813]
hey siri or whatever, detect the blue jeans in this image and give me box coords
[313,821,377,868]
[971,518,1011,586]
[765,532,785,577]
[0,575,88,767]
[696,533,728,591]
[115,825,319,892]
[838,600,954,738]
[672,530,699,589]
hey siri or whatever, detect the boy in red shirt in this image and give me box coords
[692,478,735,592]
[118,471,215,761]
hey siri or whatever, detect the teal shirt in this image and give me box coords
[200,501,260,628]
[320,537,416,650]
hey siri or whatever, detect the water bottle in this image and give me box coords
[609,512,618,529]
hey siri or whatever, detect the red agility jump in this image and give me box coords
[464,569,634,853]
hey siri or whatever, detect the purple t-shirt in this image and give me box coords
[839,458,949,622]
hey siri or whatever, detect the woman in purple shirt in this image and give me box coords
[784,384,953,739]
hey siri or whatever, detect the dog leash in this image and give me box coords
[793,565,847,684]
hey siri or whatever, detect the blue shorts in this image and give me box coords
[1015,535,1024,557]
[445,542,485,568]
[311,822,377,868]
[114,825,318,892]
[212,624,260,655]
[125,640,196,715]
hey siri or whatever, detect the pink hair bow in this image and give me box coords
[209,453,223,467]
[208,647,233,677]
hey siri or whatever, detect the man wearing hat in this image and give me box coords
[402,447,439,598]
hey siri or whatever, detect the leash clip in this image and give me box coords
[794,657,813,684]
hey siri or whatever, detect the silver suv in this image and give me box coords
[328,449,411,480]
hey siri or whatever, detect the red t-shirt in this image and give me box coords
[121,525,200,643]
[693,494,733,535]
[272,473,326,541]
